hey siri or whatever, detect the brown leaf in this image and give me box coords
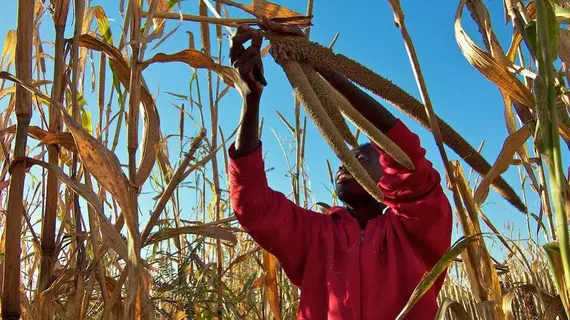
[0,180,10,191]
[451,162,504,317]
[0,71,133,220]
[220,0,311,27]
[474,124,531,206]
[38,132,77,152]
[78,34,160,187]
[0,125,48,141]
[455,0,534,108]
[144,226,237,246]
[20,157,129,261]
[140,49,245,90]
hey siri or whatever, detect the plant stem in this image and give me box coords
[1,0,33,319]
[536,0,570,300]
[38,0,70,298]
[125,0,143,317]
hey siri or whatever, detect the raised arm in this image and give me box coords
[319,69,451,252]
[229,25,321,286]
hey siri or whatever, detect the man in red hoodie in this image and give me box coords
[228,21,453,320]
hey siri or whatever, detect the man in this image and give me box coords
[228,21,452,320]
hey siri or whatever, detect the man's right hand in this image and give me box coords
[230,25,264,99]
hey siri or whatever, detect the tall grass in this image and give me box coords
[0,0,569,319]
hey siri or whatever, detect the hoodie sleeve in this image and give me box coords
[372,120,452,255]
[228,142,321,286]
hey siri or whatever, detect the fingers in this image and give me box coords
[232,47,260,70]
[230,24,263,64]
[237,57,263,80]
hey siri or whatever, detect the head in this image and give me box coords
[335,143,383,208]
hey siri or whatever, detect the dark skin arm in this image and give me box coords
[231,20,397,157]
[317,68,397,134]
[231,20,310,157]
[231,25,264,158]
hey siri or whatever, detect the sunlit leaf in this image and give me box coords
[0,30,16,71]
[474,124,531,205]
[20,157,129,261]
[455,0,534,108]
[435,298,471,320]
[78,34,160,187]
[263,250,281,319]
[220,0,311,27]
[395,234,482,320]
[141,49,245,91]
[81,107,93,136]
[144,226,237,246]
[39,132,77,153]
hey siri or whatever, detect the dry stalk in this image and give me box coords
[142,129,206,242]
[266,32,526,212]
[70,1,87,317]
[125,0,146,317]
[281,60,384,202]
[39,0,70,299]
[198,1,224,317]
[2,0,33,319]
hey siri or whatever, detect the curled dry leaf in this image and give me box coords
[78,34,160,188]
[144,226,238,246]
[0,124,48,141]
[474,124,531,206]
[455,0,534,108]
[502,283,561,320]
[220,0,312,27]
[435,298,471,320]
[38,132,77,152]
[19,157,129,261]
[140,49,247,94]
[0,71,133,222]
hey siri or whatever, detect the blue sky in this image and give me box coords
[0,1,558,257]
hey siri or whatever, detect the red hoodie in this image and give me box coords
[229,120,452,319]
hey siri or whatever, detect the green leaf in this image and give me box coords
[92,6,113,45]
[555,5,570,23]
[81,107,93,136]
[545,0,560,63]
[524,21,538,57]
[396,234,482,320]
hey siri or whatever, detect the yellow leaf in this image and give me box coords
[455,0,534,108]
[474,124,531,205]
[263,250,281,320]
[78,34,160,187]
[220,0,311,27]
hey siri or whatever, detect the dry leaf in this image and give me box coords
[474,124,531,206]
[140,49,245,90]
[220,0,311,27]
[455,0,534,108]
[144,226,237,246]
[38,132,77,152]
[0,71,133,223]
[78,34,160,187]
[20,157,129,261]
